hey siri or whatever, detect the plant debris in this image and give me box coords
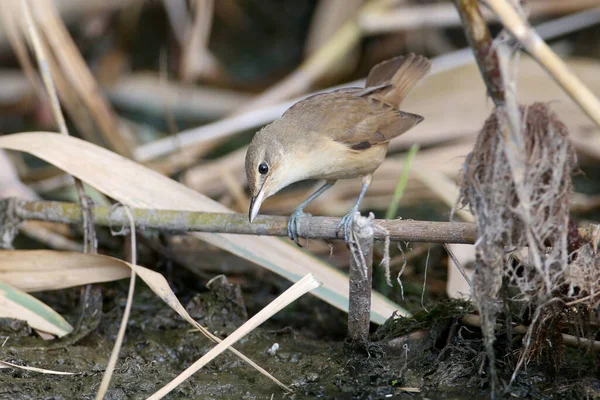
[457,102,600,386]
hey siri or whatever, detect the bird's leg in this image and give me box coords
[338,175,372,245]
[288,181,335,246]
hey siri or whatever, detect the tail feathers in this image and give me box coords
[365,53,431,108]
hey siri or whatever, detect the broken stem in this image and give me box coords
[347,214,375,343]
[453,0,504,106]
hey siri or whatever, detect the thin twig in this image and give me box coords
[9,199,478,244]
[486,0,600,128]
[19,0,97,254]
[443,243,472,287]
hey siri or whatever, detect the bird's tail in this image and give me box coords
[365,53,431,109]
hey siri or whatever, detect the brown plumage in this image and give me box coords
[246,53,431,244]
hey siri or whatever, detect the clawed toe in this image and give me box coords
[337,210,359,246]
[287,210,311,246]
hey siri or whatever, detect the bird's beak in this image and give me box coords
[249,181,267,223]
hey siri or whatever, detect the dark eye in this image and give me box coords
[258,162,269,175]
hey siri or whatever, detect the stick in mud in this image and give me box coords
[347,214,375,343]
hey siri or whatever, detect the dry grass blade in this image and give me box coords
[0,150,40,199]
[181,146,247,196]
[453,3,514,391]
[130,260,292,391]
[0,281,73,337]
[95,206,137,400]
[147,274,321,400]
[0,250,290,390]
[19,0,67,136]
[486,0,600,127]
[31,0,134,157]
[0,132,402,324]
[18,0,98,253]
[0,250,130,292]
[7,0,111,148]
[0,360,75,375]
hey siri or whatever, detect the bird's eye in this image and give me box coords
[258,162,269,175]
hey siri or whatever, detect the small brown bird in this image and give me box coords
[246,53,431,245]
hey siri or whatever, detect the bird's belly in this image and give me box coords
[308,143,388,180]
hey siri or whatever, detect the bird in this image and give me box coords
[245,53,431,245]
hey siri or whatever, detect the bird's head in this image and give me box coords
[245,124,300,222]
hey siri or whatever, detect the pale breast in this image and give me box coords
[300,140,388,180]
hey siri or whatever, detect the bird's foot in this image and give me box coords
[337,207,360,246]
[287,208,311,246]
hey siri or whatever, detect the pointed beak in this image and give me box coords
[249,182,267,223]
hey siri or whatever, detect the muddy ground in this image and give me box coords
[1,257,598,400]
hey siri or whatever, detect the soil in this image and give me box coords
[1,271,598,400]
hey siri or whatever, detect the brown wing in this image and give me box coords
[281,89,423,150]
[326,91,424,150]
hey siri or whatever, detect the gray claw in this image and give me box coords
[288,209,311,246]
[337,209,359,246]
